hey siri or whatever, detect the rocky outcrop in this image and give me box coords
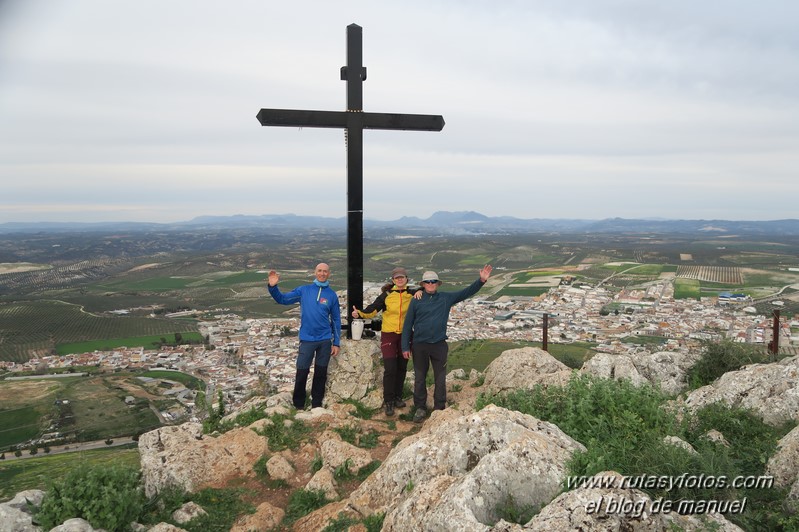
[229,501,284,532]
[581,351,698,395]
[682,356,799,426]
[0,490,106,532]
[171,501,207,524]
[483,347,571,393]
[0,489,44,532]
[766,424,799,510]
[348,404,586,530]
[138,421,267,497]
[326,338,384,409]
[522,470,743,531]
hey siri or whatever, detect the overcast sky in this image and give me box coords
[1,1,797,224]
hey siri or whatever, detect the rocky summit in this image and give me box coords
[3,344,798,531]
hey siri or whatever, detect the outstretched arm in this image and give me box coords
[450,264,493,305]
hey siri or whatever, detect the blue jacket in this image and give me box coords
[401,278,485,352]
[268,283,341,346]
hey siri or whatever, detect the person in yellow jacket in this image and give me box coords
[352,267,421,416]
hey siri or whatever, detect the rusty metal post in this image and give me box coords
[769,308,780,357]
[542,312,549,352]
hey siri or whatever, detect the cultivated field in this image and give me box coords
[0,372,193,450]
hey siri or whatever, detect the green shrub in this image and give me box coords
[358,429,380,449]
[283,488,329,525]
[322,512,359,531]
[687,340,766,389]
[363,512,386,532]
[36,464,144,531]
[341,398,376,420]
[253,413,311,451]
[333,424,359,445]
[477,371,798,531]
[493,494,538,525]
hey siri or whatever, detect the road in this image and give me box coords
[1,436,136,462]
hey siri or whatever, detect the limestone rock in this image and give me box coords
[703,429,730,447]
[147,524,188,532]
[447,368,468,383]
[265,454,295,480]
[635,351,699,395]
[171,501,207,524]
[663,435,698,454]
[139,421,267,497]
[525,470,743,531]
[48,517,102,531]
[582,352,649,387]
[683,356,799,426]
[230,501,284,532]
[350,405,585,530]
[582,351,699,395]
[483,347,571,394]
[326,338,384,409]
[295,406,337,422]
[293,500,352,532]
[0,489,45,532]
[320,438,373,474]
[767,424,799,491]
[5,490,45,509]
[306,467,339,501]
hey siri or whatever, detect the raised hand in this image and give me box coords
[351,305,361,318]
[479,264,493,282]
[268,270,280,287]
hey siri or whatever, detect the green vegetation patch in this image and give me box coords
[447,339,595,373]
[0,405,43,449]
[477,373,796,530]
[494,286,551,298]
[140,370,204,390]
[620,335,668,346]
[673,278,701,299]
[0,446,139,500]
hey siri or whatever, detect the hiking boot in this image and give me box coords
[394,399,407,408]
[385,402,395,417]
[413,408,427,423]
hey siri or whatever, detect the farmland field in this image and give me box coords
[56,332,205,356]
[448,339,596,372]
[0,300,199,362]
[0,373,173,449]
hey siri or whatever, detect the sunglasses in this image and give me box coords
[393,275,407,280]
[422,280,439,284]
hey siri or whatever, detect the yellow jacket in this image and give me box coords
[356,285,419,334]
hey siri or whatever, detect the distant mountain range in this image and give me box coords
[3,211,799,235]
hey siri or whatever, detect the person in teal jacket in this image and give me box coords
[268,263,341,409]
[402,265,492,422]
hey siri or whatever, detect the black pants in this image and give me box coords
[381,331,408,404]
[412,340,448,410]
[293,366,328,409]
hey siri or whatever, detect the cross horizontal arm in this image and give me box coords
[361,112,444,132]
[257,108,445,132]
[257,109,348,128]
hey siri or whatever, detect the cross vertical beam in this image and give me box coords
[257,24,444,336]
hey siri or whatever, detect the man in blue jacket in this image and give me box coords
[402,264,492,422]
[268,263,341,409]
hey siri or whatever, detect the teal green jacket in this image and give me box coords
[401,278,485,351]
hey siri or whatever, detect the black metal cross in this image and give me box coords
[257,24,445,336]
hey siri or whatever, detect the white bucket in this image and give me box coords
[351,319,365,340]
